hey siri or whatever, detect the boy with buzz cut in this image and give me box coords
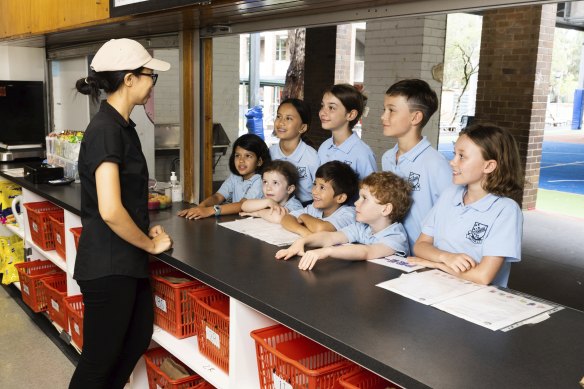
[281,161,358,237]
[276,172,411,270]
[381,79,452,253]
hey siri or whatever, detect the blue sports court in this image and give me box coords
[438,137,584,196]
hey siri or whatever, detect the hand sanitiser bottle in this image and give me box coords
[170,171,183,202]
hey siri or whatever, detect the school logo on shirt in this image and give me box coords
[297,166,307,179]
[466,222,488,244]
[408,172,421,191]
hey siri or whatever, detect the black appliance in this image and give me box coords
[0,80,46,161]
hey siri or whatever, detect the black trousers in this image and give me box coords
[69,275,153,389]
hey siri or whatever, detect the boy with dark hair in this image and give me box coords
[281,161,358,237]
[381,79,452,252]
[276,172,411,270]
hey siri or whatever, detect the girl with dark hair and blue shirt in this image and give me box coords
[177,133,271,219]
[70,38,173,389]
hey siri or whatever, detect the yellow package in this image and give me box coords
[0,182,22,220]
[1,237,24,285]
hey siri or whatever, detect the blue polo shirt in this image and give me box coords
[421,185,523,287]
[289,204,356,231]
[382,137,452,252]
[270,140,320,203]
[318,133,377,180]
[217,173,263,203]
[283,196,303,212]
[341,222,409,256]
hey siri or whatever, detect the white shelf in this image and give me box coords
[26,238,67,273]
[151,325,229,389]
[5,223,24,239]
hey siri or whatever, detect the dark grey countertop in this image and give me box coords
[3,168,584,389]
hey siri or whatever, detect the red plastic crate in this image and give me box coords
[251,324,354,389]
[49,214,66,260]
[338,368,400,389]
[14,260,63,312]
[189,287,230,373]
[149,259,177,278]
[24,201,63,251]
[40,273,68,329]
[151,271,206,338]
[64,294,84,349]
[70,227,83,250]
[143,347,215,389]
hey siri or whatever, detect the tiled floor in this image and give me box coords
[0,284,75,389]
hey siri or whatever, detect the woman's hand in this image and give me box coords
[149,232,173,254]
[177,206,214,220]
[148,225,165,238]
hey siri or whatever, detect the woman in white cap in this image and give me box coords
[70,38,173,389]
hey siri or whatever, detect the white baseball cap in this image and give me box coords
[90,38,170,72]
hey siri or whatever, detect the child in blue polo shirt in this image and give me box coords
[318,84,377,181]
[177,134,270,220]
[276,172,411,270]
[281,161,358,237]
[240,160,303,223]
[410,124,524,287]
[381,79,452,253]
[270,98,320,205]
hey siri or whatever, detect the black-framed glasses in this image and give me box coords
[138,73,158,86]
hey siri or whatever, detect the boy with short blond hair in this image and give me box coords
[276,172,411,270]
[280,161,357,237]
[381,79,452,253]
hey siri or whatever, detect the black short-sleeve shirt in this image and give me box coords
[74,101,150,281]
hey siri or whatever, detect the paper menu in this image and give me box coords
[219,217,300,246]
[433,286,555,331]
[376,269,487,305]
[369,255,424,273]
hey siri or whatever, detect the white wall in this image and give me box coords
[213,35,241,182]
[51,58,90,132]
[0,46,45,81]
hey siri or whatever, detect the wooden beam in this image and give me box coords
[202,37,214,199]
[181,30,196,203]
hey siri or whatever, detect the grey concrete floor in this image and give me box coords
[0,284,75,389]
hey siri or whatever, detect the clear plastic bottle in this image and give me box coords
[170,171,183,202]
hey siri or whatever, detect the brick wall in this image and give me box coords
[361,16,447,168]
[212,35,241,182]
[476,4,557,209]
[335,24,353,84]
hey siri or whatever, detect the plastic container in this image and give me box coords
[70,227,83,250]
[64,295,84,349]
[49,214,66,260]
[40,273,68,329]
[14,260,63,312]
[250,324,354,389]
[143,347,214,389]
[151,271,206,338]
[188,287,230,373]
[24,201,64,251]
[338,368,400,389]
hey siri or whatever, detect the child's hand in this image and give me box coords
[177,206,214,220]
[239,211,260,217]
[298,248,328,270]
[266,203,288,216]
[443,253,477,273]
[408,256,436,268]
[275,239,305,260]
